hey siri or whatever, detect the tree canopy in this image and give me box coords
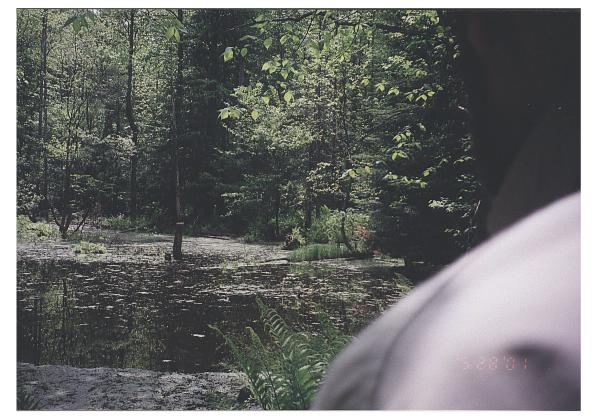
[17,8,482,265]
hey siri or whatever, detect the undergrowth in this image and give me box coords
[289,243,354,262]
[210,298,351,410]
[17,215,59,240]
[73,241,107,254]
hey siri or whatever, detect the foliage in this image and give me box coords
[17,8,482,266]
[73,240,107,254]
[211,298,351,410]
[98,214,154,232]
[306,207,373,251]
[283,226,307,250]
[289,243,353,262]
[17,215,59,239]
[17,387,40,410]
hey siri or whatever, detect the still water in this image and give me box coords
[17,258,407,373]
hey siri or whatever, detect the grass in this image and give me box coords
[289,243,353,262]
[73,241,107,254]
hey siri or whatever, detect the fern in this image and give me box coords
[17,387,40,410]
[212,298,352,410]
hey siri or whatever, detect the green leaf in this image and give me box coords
[264,38,273,50]
[261,61,271,71]
[240,47,248,58]
[280,69,289,80]
[375,82,385,92]
[251,110,259,121]
[280,34,288,45]
[392,150,408,160]
[283,91,293,104]
[387,87,401,96]
[63,15,79,29]
[218,109,230,120]
[73,18,82,34]
[361,78,370,86]
[262,96,270,105]
[166,26,176,40]
[174,29,180,43]
[347,169,357,178]
[223,47,234,62]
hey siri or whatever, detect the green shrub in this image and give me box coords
[243,222,269,243]
[275,213,303,238]
[289,243,352,262]
[305,207,374,252]
[73,241,107,254]
[211,298,351,410]
[17,215,59,239]
[282,227,307,249]
[98,214,153,231]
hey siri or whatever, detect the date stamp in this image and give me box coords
[458,355,528,372]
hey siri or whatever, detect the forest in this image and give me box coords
[17,9,482,410]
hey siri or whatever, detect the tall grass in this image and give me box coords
[289,243,352,262]
[210,298,351,410]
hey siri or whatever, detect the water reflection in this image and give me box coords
[17,258,405,373]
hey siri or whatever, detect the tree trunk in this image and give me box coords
[172,9,184,260]
[125,9,139,220]
[340,177,354,253]
[39,9,49,220]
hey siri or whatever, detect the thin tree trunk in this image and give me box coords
[172,9,184,260]
[39,9,49,220]
[125,9,139,220]
[339,63,354,253]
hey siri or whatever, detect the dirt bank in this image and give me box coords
[17,362,254,410]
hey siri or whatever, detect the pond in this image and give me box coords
[17,239,410,374]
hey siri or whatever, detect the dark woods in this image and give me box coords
[17,9,482,266]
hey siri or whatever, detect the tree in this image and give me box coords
[172,9,184,260]
[125,9,140,220]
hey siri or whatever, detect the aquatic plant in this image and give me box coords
[210,298,351,410]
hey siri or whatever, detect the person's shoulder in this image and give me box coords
[313,192,580,410]
[312,240,470,409]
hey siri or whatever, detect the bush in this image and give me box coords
[211,298,351,410]
[73,241,107,254]
[289,243,352,262]
[98,214,153,232]
[17,215,59,240]
[305,207,374,252]
[283,227,306,250]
